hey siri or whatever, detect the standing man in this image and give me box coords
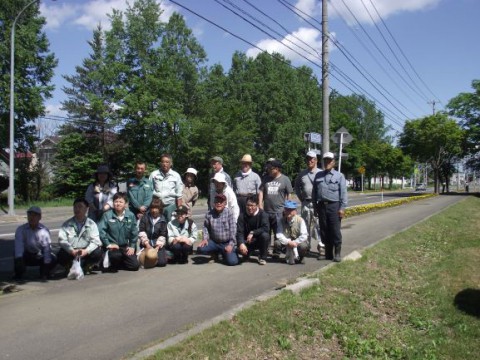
[209,156,232,209]
[258,159,293,256]
[197,193,239,266]
[57,198,103,274]
[233,154,262,214]
[149,153,183,221]
[312,152,348,262]
[127,161,153,221]
[210,172,240,220]
[236,195,270,265]
[13,206,57,280]
[295,150,324,258]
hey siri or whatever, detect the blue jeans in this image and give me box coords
[196,240,239,266]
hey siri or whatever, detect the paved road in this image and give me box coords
[0,192,457,360]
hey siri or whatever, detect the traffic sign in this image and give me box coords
[331,126,353,144]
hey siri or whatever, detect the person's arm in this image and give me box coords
[294,174,303,201]
[127,179,141,211]
[58,221,74,254]
[285,177,294,200]
[143,179,154,209]
[97,213,109,247]
[14,226,24,259]
[85,184,95,209]
[258,184,265,209]
[85,220,102,254]
[236,214,246,246]
[339,173,348,218]
[253,211,270,236]
[294,218,308,244]
[175,175,184,208]
[38,227,53,264]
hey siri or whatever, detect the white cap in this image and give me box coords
[212,172,227,183]
[322,151,335,159]
[184,167,198,177]
[306,150,318,158]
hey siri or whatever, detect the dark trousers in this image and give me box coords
[266,211,281,250]
[244,231,270,260]
[14,251,57,279]
[317,201,342,247]
[57,247,102,269]
[107,247,140,271]
[170,243,193,263]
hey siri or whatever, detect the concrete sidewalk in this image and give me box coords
[0,194,465,360]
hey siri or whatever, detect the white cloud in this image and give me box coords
[41,0,178,31]
[246,27,323,64]
[294,0,441,25]
[45,103,67,118]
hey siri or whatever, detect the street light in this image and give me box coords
[8,0,41,215]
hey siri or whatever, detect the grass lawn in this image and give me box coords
[149,195,480,359]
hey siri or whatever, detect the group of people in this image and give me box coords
[13,151,347,280]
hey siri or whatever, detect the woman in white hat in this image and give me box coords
[181,167,199,217]
[85,164,118,222]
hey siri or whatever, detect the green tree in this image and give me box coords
[399,113,464,193]
[447,79,480,170]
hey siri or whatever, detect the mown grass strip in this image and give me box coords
[148,196,480,359]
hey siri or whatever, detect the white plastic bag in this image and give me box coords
[67,257,84,280]
[103,250,110,269]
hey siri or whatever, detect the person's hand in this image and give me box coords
[136,213,144,220]
[103,204,111,212]
[107,244,119,250]
[287,240,298,248]
[198,239,208,248]
[139,206,147,214]
[338,209,345,219]
[225,244,233,254]
[246,233,254,244]
[78,249,88,258]
[238,243,248,255]
[125,247,134,256]
[156,240,164,248]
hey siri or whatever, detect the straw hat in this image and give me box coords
[139,248,158,269]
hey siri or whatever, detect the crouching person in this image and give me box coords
[14,206,57,280]
[98,192,139,271]
[138,198,168,268]
[197,193,239,266]
[57,198,102,274]
[274,200,309,264]
[236,195,270,265]
[167,205,198,264]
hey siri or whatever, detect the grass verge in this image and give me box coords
[148,196,480,359]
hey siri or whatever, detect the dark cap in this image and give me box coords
[214,193,227,202]
[210,156,224,164]
[269,159,283,169]
[27,206,42,215]
[176,205,189,215]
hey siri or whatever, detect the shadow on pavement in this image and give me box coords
[454,288,480,318]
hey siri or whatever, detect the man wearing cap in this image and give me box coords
[127,161,153,221]
[275,200,309,264]
[233,154,262,215]
[57,198,103,274]
[182,167,199,217]
[312,152,348,262]
[13,206,57,280]
[197,193,239,266]
[258,159,293,256]
[236,195,270,265]
[149,153,184,221]
[295,150,324,257]
[209,156,232,210]
[167,205,198,264]
[209,172,240,220]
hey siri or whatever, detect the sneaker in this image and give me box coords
[258,258,267,265]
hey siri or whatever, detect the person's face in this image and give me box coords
[306,156,317,170]
[177,212,188,224]
[185,173,194,184]
[135,163,146,178]
[150,207,161,219]
[246,201,258,216]
[113,197,127,213]
[268,166,279,177]
[323,158,335,171]
[284,208,296,221]
[214,180,225,192]
[211,161,222,172]
[214,199,227,212]
[240,161,251,172]
[160,157,172,173]
[73,202,88,219]
[27,212,41,228]
[97,172,108,184]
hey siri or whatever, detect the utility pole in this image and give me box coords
[428,100,437,115]
[321,0,329,156]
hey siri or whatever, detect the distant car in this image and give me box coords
[415,183,426,191]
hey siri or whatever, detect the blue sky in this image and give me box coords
[39,0,480,137]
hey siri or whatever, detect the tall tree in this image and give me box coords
[0,1,57,150]
[399,114,464,193]
[447,79,480,170]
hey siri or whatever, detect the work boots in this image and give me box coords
[324,244,334,260]
[333,245,342,262]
